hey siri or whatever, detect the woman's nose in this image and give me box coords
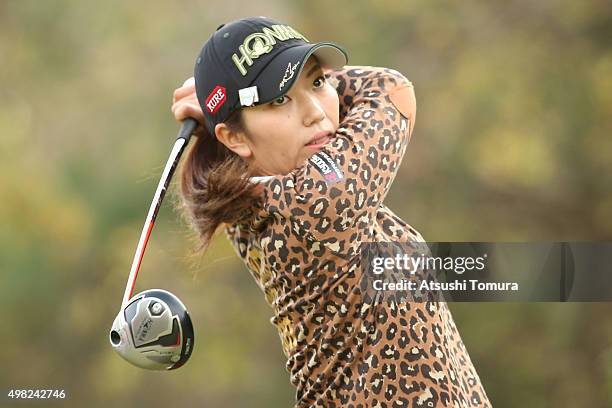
[302,95,326,127]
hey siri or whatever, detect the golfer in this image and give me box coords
[171,16,491,407]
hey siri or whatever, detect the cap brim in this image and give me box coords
[252,42,348,105]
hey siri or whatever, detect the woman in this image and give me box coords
[172,16,491,408]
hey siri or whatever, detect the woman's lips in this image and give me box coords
[306,132,332,147]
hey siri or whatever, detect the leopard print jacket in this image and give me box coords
[225,66,491,407]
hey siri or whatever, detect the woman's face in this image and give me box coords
[216,56,340,176]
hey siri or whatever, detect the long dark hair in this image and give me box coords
[175,111,262,254]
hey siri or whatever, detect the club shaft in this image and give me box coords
[121,119,197,308]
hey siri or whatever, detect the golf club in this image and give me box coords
[109,118,197,370]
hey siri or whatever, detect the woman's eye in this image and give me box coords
[313,76,326,88]
[271,95,289,106]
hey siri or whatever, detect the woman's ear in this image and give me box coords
[214,123,253,158]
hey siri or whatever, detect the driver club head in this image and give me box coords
[109,289,195,370]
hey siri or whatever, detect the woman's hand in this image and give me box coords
[171,77,206,136]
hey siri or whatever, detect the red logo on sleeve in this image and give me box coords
[309,152,344,184]
[205,86,226,114]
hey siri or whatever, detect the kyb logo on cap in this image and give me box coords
[205,85,226,114]
[239,86,259,107]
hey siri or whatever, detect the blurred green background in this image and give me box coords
[1,0,611,406]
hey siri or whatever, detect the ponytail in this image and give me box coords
[175,111,262,254]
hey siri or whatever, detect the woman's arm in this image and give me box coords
[327,66,416,135]
[262,65,417,257]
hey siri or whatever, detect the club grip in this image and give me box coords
[176,118,199,142]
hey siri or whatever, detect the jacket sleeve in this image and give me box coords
[262,66,416,257]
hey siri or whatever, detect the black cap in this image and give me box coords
[194,16,348,136]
